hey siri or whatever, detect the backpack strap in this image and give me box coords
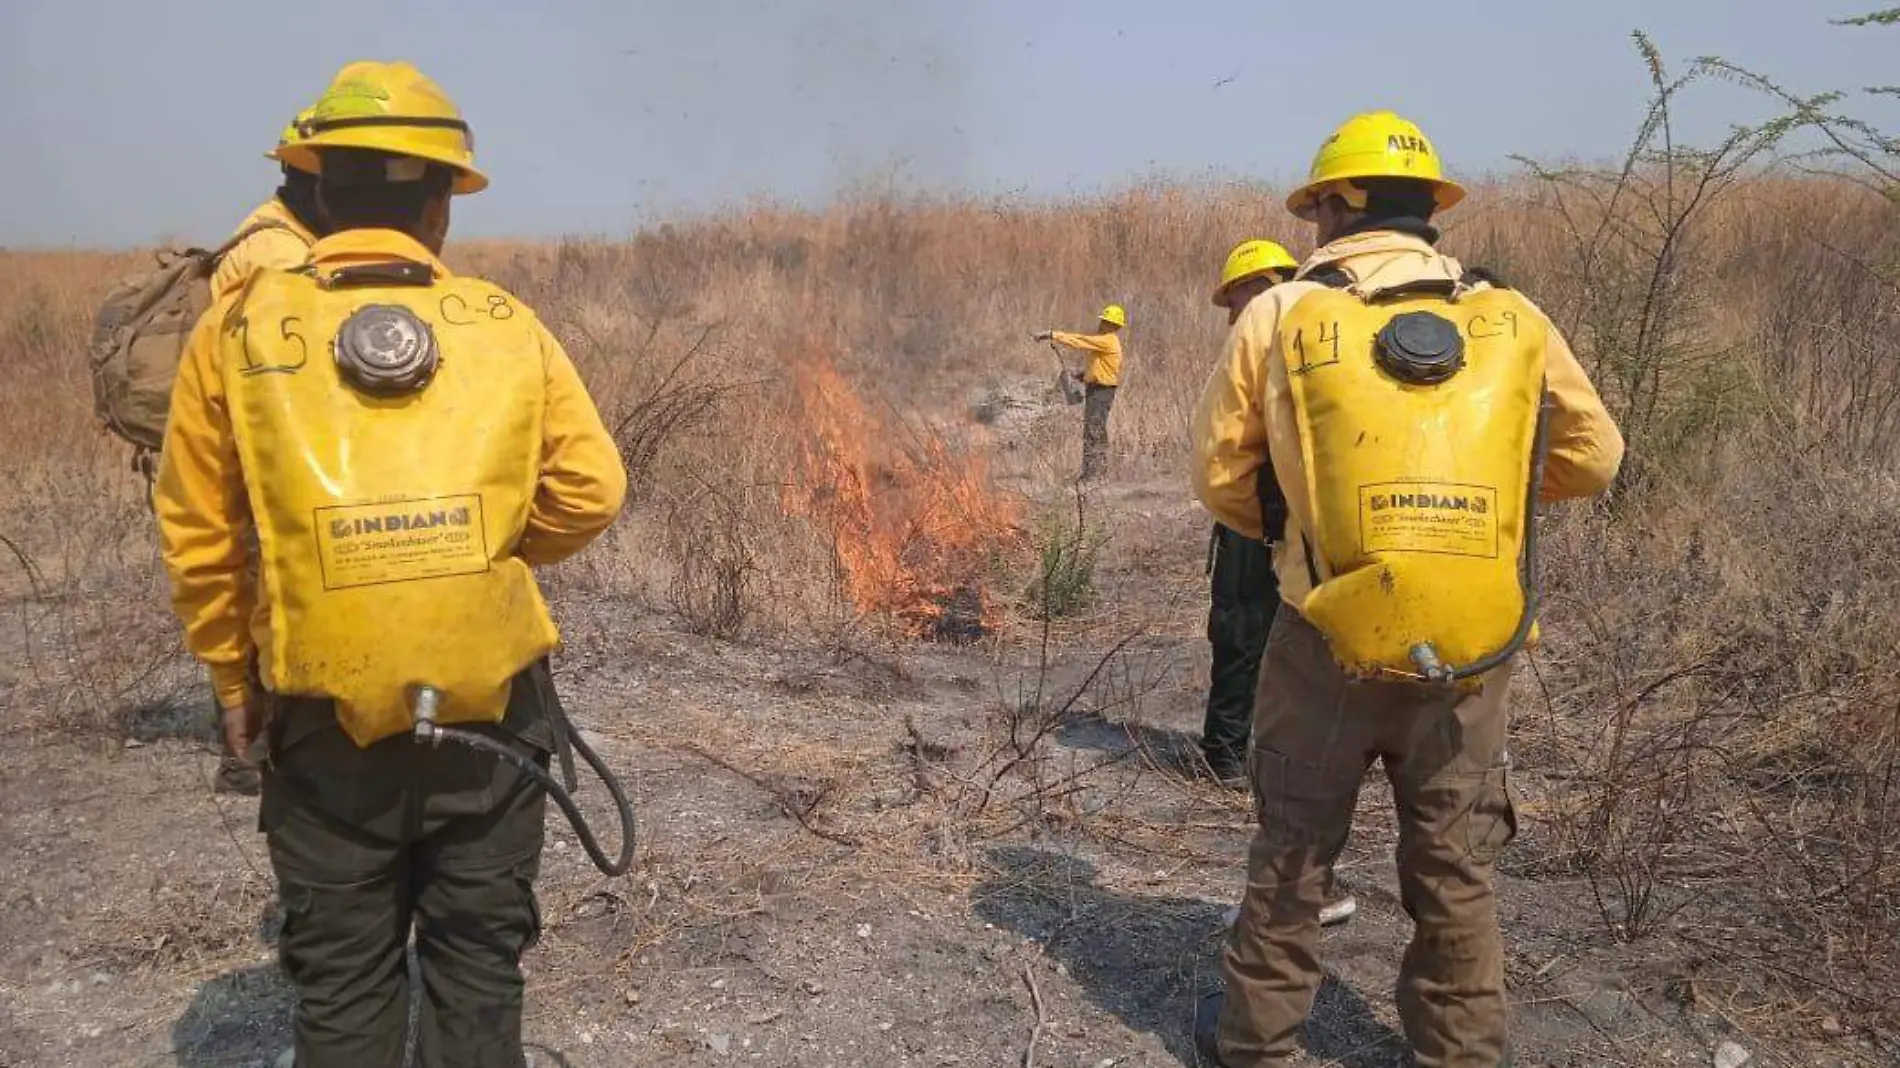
[1254,458,1322,590]
[1280,265,1356,590]
[1303,264,1506,302]
[1256,461,1290,544]
[1360,266,1507,301]
[323,260,436,289]
[1364,277,1461,302]
[207,218,305,263]
[1461,265,1509,289]
[1304,265,1355,290]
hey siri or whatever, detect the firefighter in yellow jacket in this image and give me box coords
[1201,240,1300,786]
[1190,112,1623,1068]
[156,61,626,1068]
[1205,240,1360,935]
[1034,303,1126,480]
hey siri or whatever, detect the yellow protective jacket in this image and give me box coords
[1190,230,1623,608]
[209,197,318,304]
[157,229,627,725]
[1051,331,1123,387]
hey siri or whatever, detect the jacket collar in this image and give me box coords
[309,229,450,283]
[1298,230,1437,275]
[248,196,318,245]
[1295,230,1462,294]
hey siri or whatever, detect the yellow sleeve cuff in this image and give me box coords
[210,667,251,711]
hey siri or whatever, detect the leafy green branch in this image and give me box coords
[1693,10,1900,190]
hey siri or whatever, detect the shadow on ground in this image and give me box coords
[972,845,1407,1067]
[170,963,294,1068]
[169,968,575,1068]
[170,902,290,1068]
[127,688,217,745]
[170,915,575,1068]
[1056,714,1210,781]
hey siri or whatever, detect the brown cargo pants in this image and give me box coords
[1217,609,1518,1068]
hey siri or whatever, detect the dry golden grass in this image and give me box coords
[1,172,1896,1031]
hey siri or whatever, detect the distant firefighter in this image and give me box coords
[1034,302,1126,480]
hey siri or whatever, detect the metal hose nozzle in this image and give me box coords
[1409,642,1451,683]
[407,683,636,876]
[412,685,443,743]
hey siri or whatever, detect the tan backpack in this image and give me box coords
[87,221,295,470]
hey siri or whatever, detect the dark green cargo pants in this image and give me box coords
[1081,383,1116,480]
[1204,524,1280,772]
[260,668,554,1068]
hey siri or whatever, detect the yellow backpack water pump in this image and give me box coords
[1279,271,1552,687]
[218,265,635,874]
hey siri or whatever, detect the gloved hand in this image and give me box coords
[1031,330,1053,342]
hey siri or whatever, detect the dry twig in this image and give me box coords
[1021,962,1047,1068]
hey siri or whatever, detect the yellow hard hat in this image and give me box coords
[1098,304,1127,329]
[272,61,488,195]
[267,107,320,172]
[1285,110,1465,221]
[1213,239,1298,306]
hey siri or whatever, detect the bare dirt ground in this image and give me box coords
[1,392,1891,1068]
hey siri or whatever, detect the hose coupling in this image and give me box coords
[412,684,443,745]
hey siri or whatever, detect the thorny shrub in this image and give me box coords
[1470,34,1900,1028]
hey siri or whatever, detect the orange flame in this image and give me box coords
[781,355,1021,635]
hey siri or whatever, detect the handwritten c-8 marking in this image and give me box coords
[438,292,516,326]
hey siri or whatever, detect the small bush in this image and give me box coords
[1024,497,1101,620]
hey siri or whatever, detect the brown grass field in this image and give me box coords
[1,168,1897,1066]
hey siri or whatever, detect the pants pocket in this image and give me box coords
[520,860,544,953]
[1251,747,1288,839]
[1251,745,1355,851]
[271,870,406,1014]
[1464,766,1519,865]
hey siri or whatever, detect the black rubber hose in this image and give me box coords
[427,724,636,876]
[1449,389,1554,681]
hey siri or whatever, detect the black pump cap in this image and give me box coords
[1376,311,1465,384]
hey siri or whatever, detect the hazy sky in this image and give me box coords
[2,1,1893,247]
